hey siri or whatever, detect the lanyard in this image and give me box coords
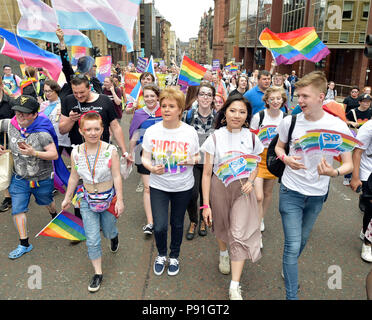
[83,141,102,193]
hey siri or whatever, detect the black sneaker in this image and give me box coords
[88,274,103,293]
[143,223,153,235]
[110,235,119,253]
[0,198,11,212]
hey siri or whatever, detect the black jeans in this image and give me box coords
[361,180,372,243]
[150,186,192,258]
[186,164,204,225]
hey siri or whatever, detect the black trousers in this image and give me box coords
[361,180,372,242]
[186,164,204,224]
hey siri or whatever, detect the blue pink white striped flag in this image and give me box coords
[51,0,141,52]
[0,27,62,80]
[16,0,92,47]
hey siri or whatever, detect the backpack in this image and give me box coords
[258,109,288,128]
[266,114,297,179]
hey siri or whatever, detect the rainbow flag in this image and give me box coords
[36,210,86,241]
[230,65,238,71]
[216,152,261,187]
[178,55,207,87]
[259,27,330,65]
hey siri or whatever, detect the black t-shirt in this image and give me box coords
[61,94,118,145]
[343,96,360,114]
[346,107,372,125]
[228,89,246,97]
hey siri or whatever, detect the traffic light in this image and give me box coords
[91,47,101,58]
[45,42,52,52]
[45,42,59,55]
[53,43,59,56]
[254,49,264,65]
[364,34,372,59]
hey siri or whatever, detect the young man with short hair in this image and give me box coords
[275,71,353,300]
[243,70,272,115]
[2,65,21,97]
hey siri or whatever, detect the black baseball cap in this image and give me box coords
[358,94,372,102]
[77,56,95,74]
[12,95,39,113]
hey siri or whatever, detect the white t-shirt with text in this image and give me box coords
[356,119,372,182]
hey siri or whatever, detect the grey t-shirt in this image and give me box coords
[0,119,55,181]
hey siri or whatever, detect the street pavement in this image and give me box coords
[0,112,371,301]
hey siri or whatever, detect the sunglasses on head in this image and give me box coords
[70,73,89,81]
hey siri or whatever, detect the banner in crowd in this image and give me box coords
[95,56,112,83]
[71,46,87,66]
[51,0,141,51]
[212,59,220,71]
[136,57,147,73]
[17,0,92,47]
[0,27,62,80]
[124,72,141,95]
[259,27,330,65]
[156,74,167,90]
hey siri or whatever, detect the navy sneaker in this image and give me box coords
[167,258,180,276]
[153,255,167,276]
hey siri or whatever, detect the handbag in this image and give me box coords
[266,115,297,179]
[0,129,13,191]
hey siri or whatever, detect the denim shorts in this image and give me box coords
[8,175,54,215]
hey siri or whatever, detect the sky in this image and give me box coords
[154,0,215,42]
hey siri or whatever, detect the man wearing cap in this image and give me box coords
[55,28,102,100]
[0,95,62,259]
[346,94,372,130]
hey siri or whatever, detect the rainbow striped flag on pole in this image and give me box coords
[178,55,207,87]
[35,210,86,241]
[259,27,330,65]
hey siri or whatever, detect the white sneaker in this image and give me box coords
[260,219,265,232]
[219,255,230,275]
[343,177,351,186]
[360,229,365,241]
[260,238,263,249]
[136,181,144,192]
[361,243,372,262]
[229,286,243,300]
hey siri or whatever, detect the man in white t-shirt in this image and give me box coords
[350,119,372,262]
[275,71,353,300]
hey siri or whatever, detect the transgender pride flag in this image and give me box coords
[16,0,92,47]
[51,0,141,52]
[0,27,62,80]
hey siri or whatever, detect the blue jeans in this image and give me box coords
[279,183,326,300]
[150,187,192,259]
[80,199,118,260]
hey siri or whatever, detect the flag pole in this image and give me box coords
[35,210,63,238]
[176,51,185,87]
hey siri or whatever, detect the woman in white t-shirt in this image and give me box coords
[142,87,199,277]
[200,95,264,300]
[250,86,287,242]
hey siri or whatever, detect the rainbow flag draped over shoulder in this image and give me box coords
[178,55,207,87]
[259,27,330,65]
[36,211,86,241]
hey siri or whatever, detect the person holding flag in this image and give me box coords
[200,95,264,300]
[61,111,124,293]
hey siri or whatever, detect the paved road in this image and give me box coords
[0,113,370,301]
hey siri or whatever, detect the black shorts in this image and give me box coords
[136,163,150,175]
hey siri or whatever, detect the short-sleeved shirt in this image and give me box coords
[343,96,360,114]
[61,94,118,145]
[200,126,264,177]
[277,112,351,196]
[142,121,199,192]
[0,119,54,181]
[356,119,372,181]
[243,85,265,115]
[346,107,372,127]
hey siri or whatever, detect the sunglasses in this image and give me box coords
[70,73,89,81]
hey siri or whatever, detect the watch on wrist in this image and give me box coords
[122,152,129,158]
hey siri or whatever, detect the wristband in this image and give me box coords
[248,179,255,186]
[35,151,39,158]
[276,154,286,162]
[122,152,129,158]
[200,205,210,210]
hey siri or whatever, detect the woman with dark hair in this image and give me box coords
[200,95,264,300]
[129,84,162,235]
[181,82,216,240]
[40,79,71,157]
[102,76,123,120]
[126,72,155,113]
[184,85,199,110]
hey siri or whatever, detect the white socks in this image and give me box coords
[220,250,229,257]
[230,280,239,289]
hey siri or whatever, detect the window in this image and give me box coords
[359,33,366,43]
[362,2,370,19]
[339,32,349,43]
[343,2,353,19]
[323,32,329,43]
